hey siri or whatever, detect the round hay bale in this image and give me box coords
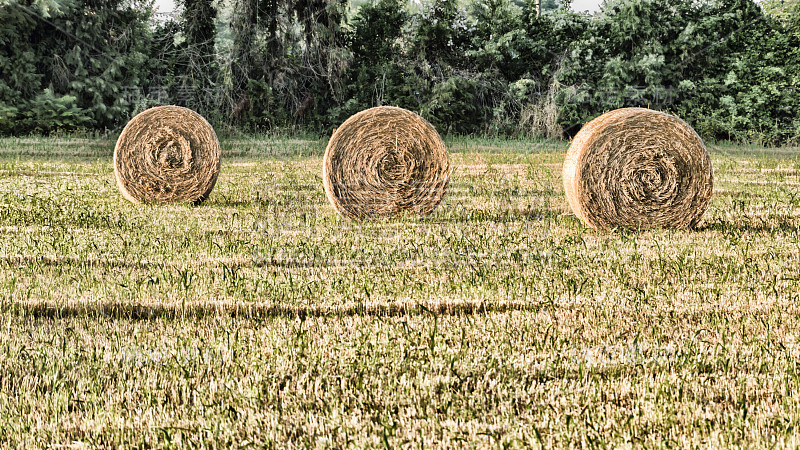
[322,106,450,219]
[563,107,713,230]
[114,105,221,204]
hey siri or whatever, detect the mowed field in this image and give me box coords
[2,136,800,447]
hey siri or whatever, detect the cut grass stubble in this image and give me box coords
[0,137,800,447]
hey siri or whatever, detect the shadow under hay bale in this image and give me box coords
[563,107,713,230]
[114,106,221,205]
[323,106,450,219]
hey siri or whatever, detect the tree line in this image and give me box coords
[1,0,799,144]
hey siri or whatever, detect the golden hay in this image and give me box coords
[322,106,450,219]
[563,107,713,230]
[113,106,221,204]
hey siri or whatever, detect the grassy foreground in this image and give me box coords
[2,136,800,447]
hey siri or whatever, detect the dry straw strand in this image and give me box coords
[563,107,713,230]
[323,106,450,219]
[114,105,221,204]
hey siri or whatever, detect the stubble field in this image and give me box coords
[2,136,800,447]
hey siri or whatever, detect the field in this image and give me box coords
[2,136,800,447]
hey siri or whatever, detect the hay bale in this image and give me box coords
[563,107,713,230]
[114,106,221,204]
[323,106,450,219]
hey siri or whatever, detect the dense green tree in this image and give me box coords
[343,0,419,115]
[0,0,151,134]
[1,0,800,142]
[182,0,217,89]
[410,0,472,67]
[227,0,348,127]
[762,0,800,25]
[680,0,800,143]
[556,0,769,135]
[228,0,258,110]
[142,0,218,118]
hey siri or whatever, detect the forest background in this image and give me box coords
[1,0,799,145]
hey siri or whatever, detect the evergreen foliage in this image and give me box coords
[1,0,799,144]
[0,0,151,134]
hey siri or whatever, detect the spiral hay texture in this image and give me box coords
[114,106,221,204]
[323,106,449,219]
[563,107,713,230]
